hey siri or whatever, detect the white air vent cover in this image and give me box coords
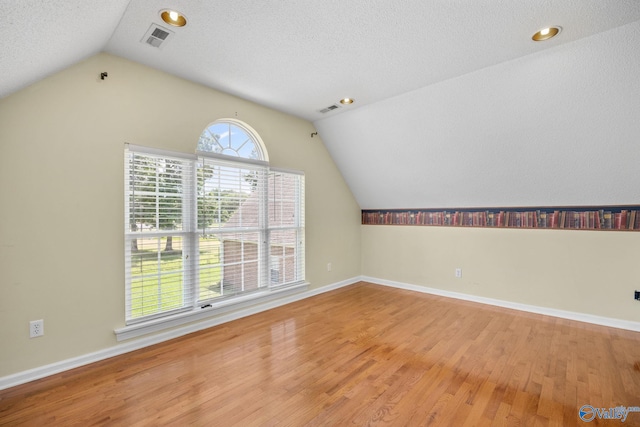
[141,24,174,49]
[318,104,341,114]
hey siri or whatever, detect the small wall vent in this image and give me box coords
[318,104,341,114]
[141,24,174,49]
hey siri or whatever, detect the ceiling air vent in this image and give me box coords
[141,24,174,49]
[318,104,341,114]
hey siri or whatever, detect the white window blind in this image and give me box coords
[196,156,268,304]
[124,145,305,325]
[124,146,196,323]
[268,169,305,287]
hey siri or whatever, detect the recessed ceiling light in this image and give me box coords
[161,9,187,27]
[532,26,561,41]
[340,98,355,105]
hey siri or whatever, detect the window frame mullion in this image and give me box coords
[185,159,198,309]
[259,168,269,290]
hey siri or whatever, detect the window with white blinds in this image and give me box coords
[124,140,305,325]
[196,156,268,303]
[268,170,305,287]
[124,147,196,322]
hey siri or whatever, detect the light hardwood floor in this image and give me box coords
[2,282,640,426]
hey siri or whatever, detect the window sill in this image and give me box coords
[114,282,309,342]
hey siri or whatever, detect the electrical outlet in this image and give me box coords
[327,262,332,272]
[455,268,462,278]
[30,319,44,338]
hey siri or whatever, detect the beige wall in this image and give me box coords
[362,225,640,322]
[3,51,637,381]
[0,53,361,377]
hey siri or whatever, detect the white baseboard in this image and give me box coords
[361,276,640,332]
[0,277,359,391]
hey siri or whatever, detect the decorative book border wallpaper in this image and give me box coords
[361,206,640,231]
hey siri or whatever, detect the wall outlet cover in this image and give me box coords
[30,319,44,338]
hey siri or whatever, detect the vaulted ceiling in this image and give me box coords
[3,1,640,208]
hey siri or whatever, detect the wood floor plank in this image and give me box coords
[2,282,640,426]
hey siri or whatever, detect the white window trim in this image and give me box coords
[197,119,270,162]
[123,141,305,337]
[114,281,309,341]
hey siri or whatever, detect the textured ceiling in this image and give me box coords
[3,1,640,122]
[104,0,640,121]
[2,1,640,209]
[0,0,130,99]
[316,19,640,208]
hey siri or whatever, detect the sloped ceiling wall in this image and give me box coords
[101,0,640,123]
[3,2,640,212]
[314,21,640,209]
[0,0,130,97]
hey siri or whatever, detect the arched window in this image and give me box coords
[123,119,305,335]
[197,119,269,162]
